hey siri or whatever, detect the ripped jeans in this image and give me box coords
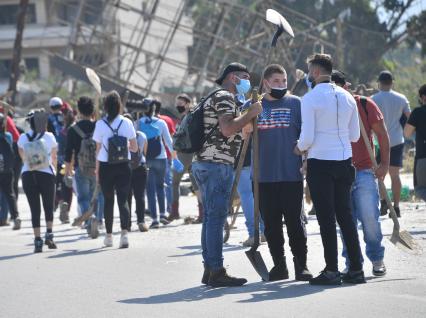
[192,161,233,271]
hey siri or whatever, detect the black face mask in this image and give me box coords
[270,87,287,99]
[176,106,186,113]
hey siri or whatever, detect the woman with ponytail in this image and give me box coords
[92,91,138,248]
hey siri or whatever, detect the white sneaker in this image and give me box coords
[104,235,113,247]
[372,260,386,276]
[119,231,129,248]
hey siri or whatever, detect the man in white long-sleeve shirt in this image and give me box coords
[295,54,364,285]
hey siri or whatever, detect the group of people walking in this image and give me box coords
[0,52,425,288]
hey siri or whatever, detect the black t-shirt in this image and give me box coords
[65,120,96,166]
[407,105,426,159]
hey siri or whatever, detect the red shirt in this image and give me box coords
[351,95,383,170]
[0,107,20,142]
[159,114,176,159]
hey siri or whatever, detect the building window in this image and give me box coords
[0,4,36,25]
[57,0,104,25]
[0,58,40,80]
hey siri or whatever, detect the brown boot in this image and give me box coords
[167,202,180,221]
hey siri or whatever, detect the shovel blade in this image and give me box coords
[266,9,294,38]
[85,67,102,95]
[245,249,269,281]
[390,230,421,252]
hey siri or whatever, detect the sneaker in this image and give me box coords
[293,257,313,281]
[160,217,170,225]
[207,268,247,287]
[44,233,57,249]
[150,221,160,229]
[390,206,401,218]
[119,231,129,248]
[201,265,210,285]
[372,261,386,277]
[192,217,203,224]
[242,237,254,247]
[308,206,316,215]
[309,270,341,285]
[138,222,149,232]
[0,219,10,226]
[34,238,43,253]
[260,234,267,243]
[104,235,113,247]
[12,218,21,230]
[380,200,388,216]
[269,258,289,281]
[166,214,180,222]
[342,270,366,284]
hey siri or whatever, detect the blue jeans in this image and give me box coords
[237,167,264,237]
[342,169,385,265]
[0,191,9,221]
[75,167,96,215]
[165,159,172,213]
[147,158,167,221]
[96,191,104,221]
[192,161,233,271]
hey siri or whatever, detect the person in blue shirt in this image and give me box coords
[245,64,312,282]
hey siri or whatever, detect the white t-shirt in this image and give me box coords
[92,115,137,162]
[17,130,58,175]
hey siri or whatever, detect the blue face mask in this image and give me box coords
[236,77,251,95]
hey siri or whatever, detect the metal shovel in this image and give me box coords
[245,88,269,281]
[245,8,295,281]
[358,114,420,252]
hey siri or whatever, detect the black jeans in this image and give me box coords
[0,172,19,220]
[259,181,308,266]
[22,171,56,228]
[99,162,131,234]
[307,158,362,272]
[127,164,147,224]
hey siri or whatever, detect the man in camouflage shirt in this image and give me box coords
[192,62,262,287]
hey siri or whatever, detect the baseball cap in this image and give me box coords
[215,62,249,85]
[49,97,63,108]
[377,70,393,82]
[331,70,351,87]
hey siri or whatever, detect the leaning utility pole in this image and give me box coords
[8,0,30,104]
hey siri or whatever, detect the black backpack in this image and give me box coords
[173,89,225,153]
[103,119,129,164]
[0,134,14,173]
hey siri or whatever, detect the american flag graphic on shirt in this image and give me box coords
[258,107,291,130]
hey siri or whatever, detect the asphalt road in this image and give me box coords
[1,193,425,318]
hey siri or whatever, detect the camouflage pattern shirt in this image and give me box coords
[194,90,242,165]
